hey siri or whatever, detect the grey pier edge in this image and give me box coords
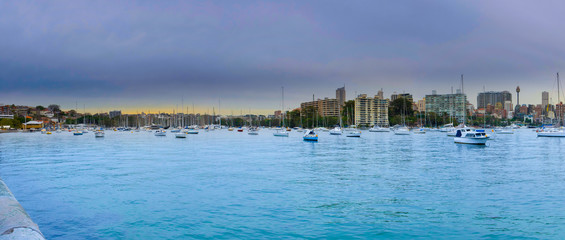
[0,178,45,240]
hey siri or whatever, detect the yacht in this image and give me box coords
[454,127,488,145]
[303,129,318,141]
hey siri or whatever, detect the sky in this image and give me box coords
[2,0,565,114]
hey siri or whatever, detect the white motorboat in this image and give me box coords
[369,126,390,132]
[393,126,411,135]
[175,132,187,138]
[344,128,361,137]
[537,127,565,137]
[454,127,488,145]
[303,129,318,141]
[329,127,343,135]
[154,130,166,136]
[94,130,105,138]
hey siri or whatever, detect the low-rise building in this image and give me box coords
[22,121,43,129]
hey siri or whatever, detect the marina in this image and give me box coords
[2,129,565,239]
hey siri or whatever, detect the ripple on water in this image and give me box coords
[1,130,565,239]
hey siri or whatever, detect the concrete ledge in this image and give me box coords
[0,179,45,240]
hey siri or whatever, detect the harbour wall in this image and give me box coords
[0,178,45,240]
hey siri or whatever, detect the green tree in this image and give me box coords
[389,97,415,126]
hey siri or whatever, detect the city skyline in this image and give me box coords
[2,1,565,114]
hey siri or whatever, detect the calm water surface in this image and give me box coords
[1,129,565,239]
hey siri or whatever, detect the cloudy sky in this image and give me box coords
[1,0,565,114]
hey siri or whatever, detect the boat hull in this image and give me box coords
[175,133,186,138]
[346,134,361,137]
[537,132,565,137]
[303,137,318,141]
[273,132,289,137]
[394,131,410,135]
[454,137,487,145]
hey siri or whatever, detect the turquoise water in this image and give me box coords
[1,129,565,239]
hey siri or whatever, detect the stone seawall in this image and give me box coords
[0,178,45,240]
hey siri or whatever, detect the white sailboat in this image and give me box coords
[154,129,166,136]
[394,94,411,135]
[330,107,343,135]
[175,132,187,138]
[274,87,289,137]
[453,74,487,145]
[538,73,565,137]
[303,129,318,141]
[344,128,361,137]
[369,125,390,132]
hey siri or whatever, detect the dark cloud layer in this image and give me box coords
[1,1,565,112]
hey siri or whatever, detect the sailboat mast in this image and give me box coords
[282,87,285,127]
[558,72,561,126]
[461,74,465,126]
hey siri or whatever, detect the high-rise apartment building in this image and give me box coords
[300,98,340,117]
[301,86,345,117]
[354,94,389,127]
[336,86,346,107]
[416,99,426,112]
[425,92,467,123]
[542,91,549,110]
[109,110,122,118]
[377,89,384,99]
[477,91,512,109]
